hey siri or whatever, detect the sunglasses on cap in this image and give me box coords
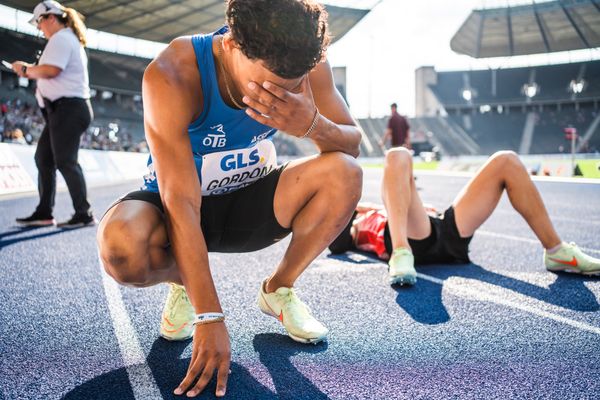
[36,14,50,25]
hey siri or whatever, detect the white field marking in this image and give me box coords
[413,169,600,185]
[491,208,600,226]
[98,255,162,399]
[476,230,600,255]
[310,257,379,273]
[417,273,600,336]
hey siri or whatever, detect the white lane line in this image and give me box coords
[413,169,600,185]
[491,209,600,226]
[98,255,162,399]
[417,273,600,336]
[477,230,600,254]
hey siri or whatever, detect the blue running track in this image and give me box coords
[1,168,599,399]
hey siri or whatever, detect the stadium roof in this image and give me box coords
[450,0,600,58]
[0,0,370,43]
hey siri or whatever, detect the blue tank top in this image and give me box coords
[142,26,278,195]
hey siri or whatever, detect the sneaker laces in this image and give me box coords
[165,284,186,318]
[279,288,312,315]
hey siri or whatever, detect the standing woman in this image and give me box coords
[13,0,95,228]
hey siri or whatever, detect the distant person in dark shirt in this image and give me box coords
[381,103,410,150]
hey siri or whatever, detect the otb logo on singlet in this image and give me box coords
[202,124,227,148]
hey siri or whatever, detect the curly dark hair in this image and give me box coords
[226,0,330,79]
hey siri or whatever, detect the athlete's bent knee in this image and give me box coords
[490,150,523,171]
[329,152,362,192]
[491,150,518,160]
[385,147,412,169]
[97,219,150,286]
[321,153,362,212]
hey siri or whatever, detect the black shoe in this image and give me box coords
[16,212,56,227]
[57,213,97,229]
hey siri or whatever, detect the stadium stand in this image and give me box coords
[418,59,600,155]
[447,111,526,154]
[413,116,478,155]
[0,27,148,151]
[357,117,386,156]
[356,116,439,157]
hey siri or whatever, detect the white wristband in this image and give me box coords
[193,312,225,326]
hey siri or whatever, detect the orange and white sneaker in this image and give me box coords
[544,242,600,275]
[159,283,195,341]
[257,279,328,344]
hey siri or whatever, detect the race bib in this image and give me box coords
[200,140,277,196]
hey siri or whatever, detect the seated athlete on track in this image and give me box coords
[96,0,362,397]
[330,148,600,285]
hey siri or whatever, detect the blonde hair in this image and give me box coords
[57,7,87,46]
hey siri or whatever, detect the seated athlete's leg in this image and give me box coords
[97,201,180,287]
[267,152,362,291]
[453,151,561,248]
[382,147,431,250]
[381,148,428,285]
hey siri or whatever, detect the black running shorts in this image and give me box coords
[384,206,472,265]
[104,165,291,253]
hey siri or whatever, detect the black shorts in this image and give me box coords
[384,206,472,265]
[104,165,291,253]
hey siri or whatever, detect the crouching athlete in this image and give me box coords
[97,0,362,397]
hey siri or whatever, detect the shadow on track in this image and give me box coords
[328,252,599,323]
[253,333,330,400]
[0,225,93,249]
[64,339,274,400]
[64,335,329,399]
[395,263,600,324]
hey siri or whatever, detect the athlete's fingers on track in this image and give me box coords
[215,358,231,397]
[174,359,205,395]
[187,362,217,397]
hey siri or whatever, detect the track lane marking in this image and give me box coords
[98,255,162,399]
[417,273,600,336]
[490,209,600,226]
[477,230,600,254]
[413,169,600,185]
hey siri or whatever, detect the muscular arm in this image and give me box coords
[143,38,230,397]
[143,39,217,316]
[308,60,362,157]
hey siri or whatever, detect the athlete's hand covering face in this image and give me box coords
[242,76,318,138]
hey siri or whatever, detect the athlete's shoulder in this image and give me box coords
[142,36,203,125]
[144,36,198,88]
[308,58,333,86]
